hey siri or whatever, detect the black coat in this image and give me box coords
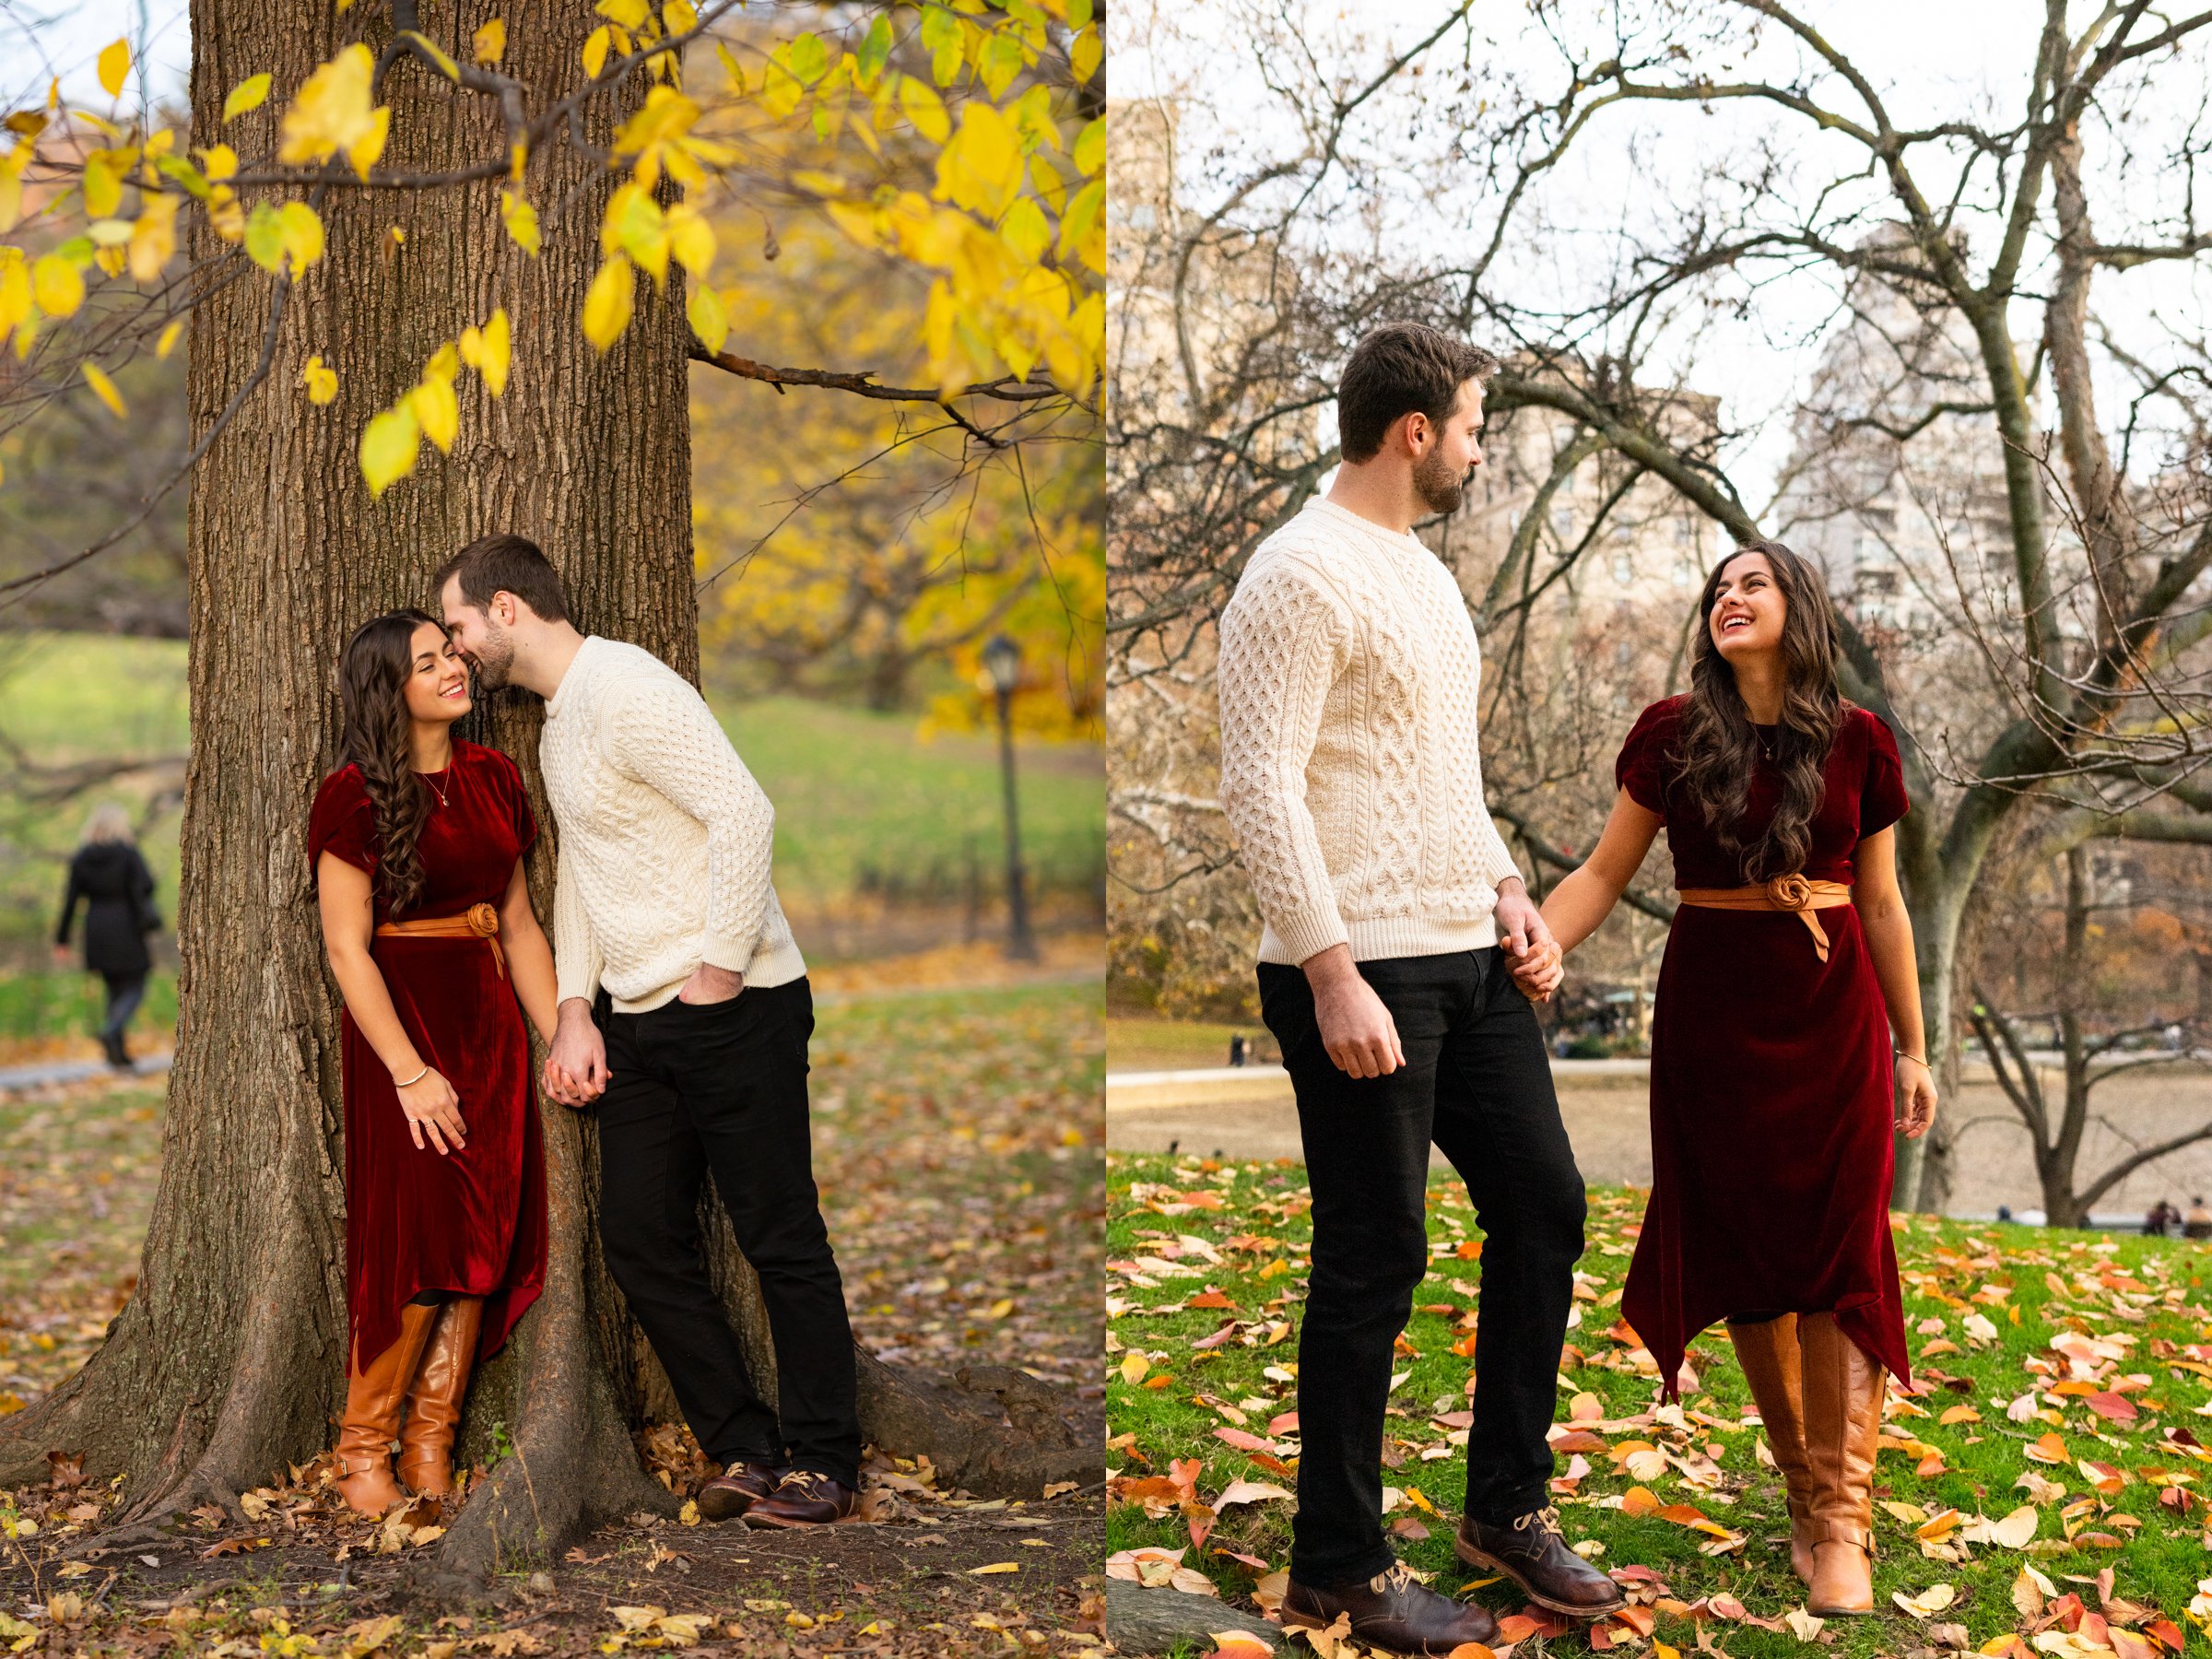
[57,841,160,978]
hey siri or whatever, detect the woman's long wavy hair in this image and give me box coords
[1671,539,1845,881]
[338,609,447,913]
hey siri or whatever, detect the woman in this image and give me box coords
[54,805,162,1069]
[1519,542,1937,1617]
[310,609,557,1516]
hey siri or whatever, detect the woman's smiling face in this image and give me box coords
[1708,549,1786,663]
[402,620,473,729]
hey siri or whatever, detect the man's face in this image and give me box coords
[1410,380,1485,514]
[439,575,515,690]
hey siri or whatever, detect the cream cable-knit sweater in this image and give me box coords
[542,636,804,1013]
[1218,497,1524,965]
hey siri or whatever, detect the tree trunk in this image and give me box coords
[0,0,1095,1582]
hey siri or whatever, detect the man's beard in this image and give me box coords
[1412,447,1468,515]
[468,621,516,690]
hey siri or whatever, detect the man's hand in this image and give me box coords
[1302,944,1404,1078]
[1492,877,1554,964]
[545,997,610,1108]
[677,962,745,1006]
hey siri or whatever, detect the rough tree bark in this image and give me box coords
[0,0,1093,1583]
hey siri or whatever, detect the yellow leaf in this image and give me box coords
[599,0,649,28]
[359,402,420,496]
[81,362,126,418]
[968,1563,1018,1575]
[1073,115,1104,177]
[195,143,239,180]
[1117,1351,1148,1384]
[500,189,540,255]
[82,154,122,218]
[98,40,131,100]
[899,75,949,143]
[277,45,389,180]
[300,354,337,404]
[581,254,635,352]
[664,0,698,30]
[686,278,727,355]
[935,102,1024,218]
[472,18,505,63]
[276,200,324,272]
[582,24,613,80]
[476,308,511,396]
[1069,25,1100,83]
[31,253,83,318]
[127,194,179,282]
[401,31,461,83]
[222,72,271,122]
[154,318,182,358]
[665,200,714,276]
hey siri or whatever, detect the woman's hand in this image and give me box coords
[1895,1057,1938,1139]
[1510,938,1564,1003]
[396,1067,468,1154]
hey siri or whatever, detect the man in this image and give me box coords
[437,534,863,1528]
[1216,323,1622,1655]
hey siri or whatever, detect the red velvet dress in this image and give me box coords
[309,741,547,1370]
[1614,698,1912,1396]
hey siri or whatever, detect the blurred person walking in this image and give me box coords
[53,804,161,1069]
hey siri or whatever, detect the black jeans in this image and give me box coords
[1259,947,1587,1587]
[594,977,862,1485]
[99,972,146,1043]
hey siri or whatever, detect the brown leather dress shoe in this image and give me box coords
[1281,1562,1499,1657]
[1455,1506,1626,1618]
[742,1469,859,1528]
[696,1459,788,1523]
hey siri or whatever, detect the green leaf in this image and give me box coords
[786,30,828,86]
[1073,115,1104,178]
[155,155,211,200]
[241,203,286,271]
[1067,0,1093,26]
[221,73,272,123]
[856,14,893,85]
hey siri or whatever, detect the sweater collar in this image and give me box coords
[1302,495,1430,556]
[545,634,606,720]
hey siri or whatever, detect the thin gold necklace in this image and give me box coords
[419,752,453,809]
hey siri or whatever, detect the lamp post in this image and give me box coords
[981,632,1037,962]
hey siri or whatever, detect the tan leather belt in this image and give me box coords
[1674,875,1853,962]
[376,901,506,978]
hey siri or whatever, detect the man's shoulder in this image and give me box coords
[1231,512,1362,612]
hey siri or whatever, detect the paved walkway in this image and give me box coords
[0,1051,171,1094]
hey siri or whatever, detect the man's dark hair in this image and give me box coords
[433,533,570,624]
[1335,324,1499,464]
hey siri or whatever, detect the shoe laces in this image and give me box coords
[1371,1561,1420,1595]
[1512,1505,1565,1538]
[779,1469,830,1495]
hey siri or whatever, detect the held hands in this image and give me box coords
[395,1066,467,1155]
[1895,1055,1939,1139]
[1497,880,1565,1004]
[544,999,610,1110]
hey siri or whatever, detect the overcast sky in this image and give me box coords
[1111,0,2212,505]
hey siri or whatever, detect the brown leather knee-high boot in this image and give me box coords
[335,1303,441,1516]
[1727,1314,1816,1583]
[1798,1312,1884,1615]
[397,1297,484,1498]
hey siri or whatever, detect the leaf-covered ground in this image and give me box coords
[1107,1152,2212,1659]
[0,977,1106,1656]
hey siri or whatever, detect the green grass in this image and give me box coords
[1106,1016,1277,1075]
[721,693,1103,909]
[1108,1152,2212,1655]
[0,968,176,1043]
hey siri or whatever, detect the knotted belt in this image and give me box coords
[375,901,506,978]
[1674,874,1853,963]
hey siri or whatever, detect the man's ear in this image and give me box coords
[1400,409,1430,456]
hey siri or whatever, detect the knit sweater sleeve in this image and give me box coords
[552,848,605,1006]
[600,673,776,975]
[1217,558,1355,964]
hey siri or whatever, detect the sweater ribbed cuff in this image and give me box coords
[1270,904,1351,968]
[700,932,755,974]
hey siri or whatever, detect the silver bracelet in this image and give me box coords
[394,1065,429,1088]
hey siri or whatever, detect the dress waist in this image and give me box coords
[376,902,505,978]
[1674,877,1851,963]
